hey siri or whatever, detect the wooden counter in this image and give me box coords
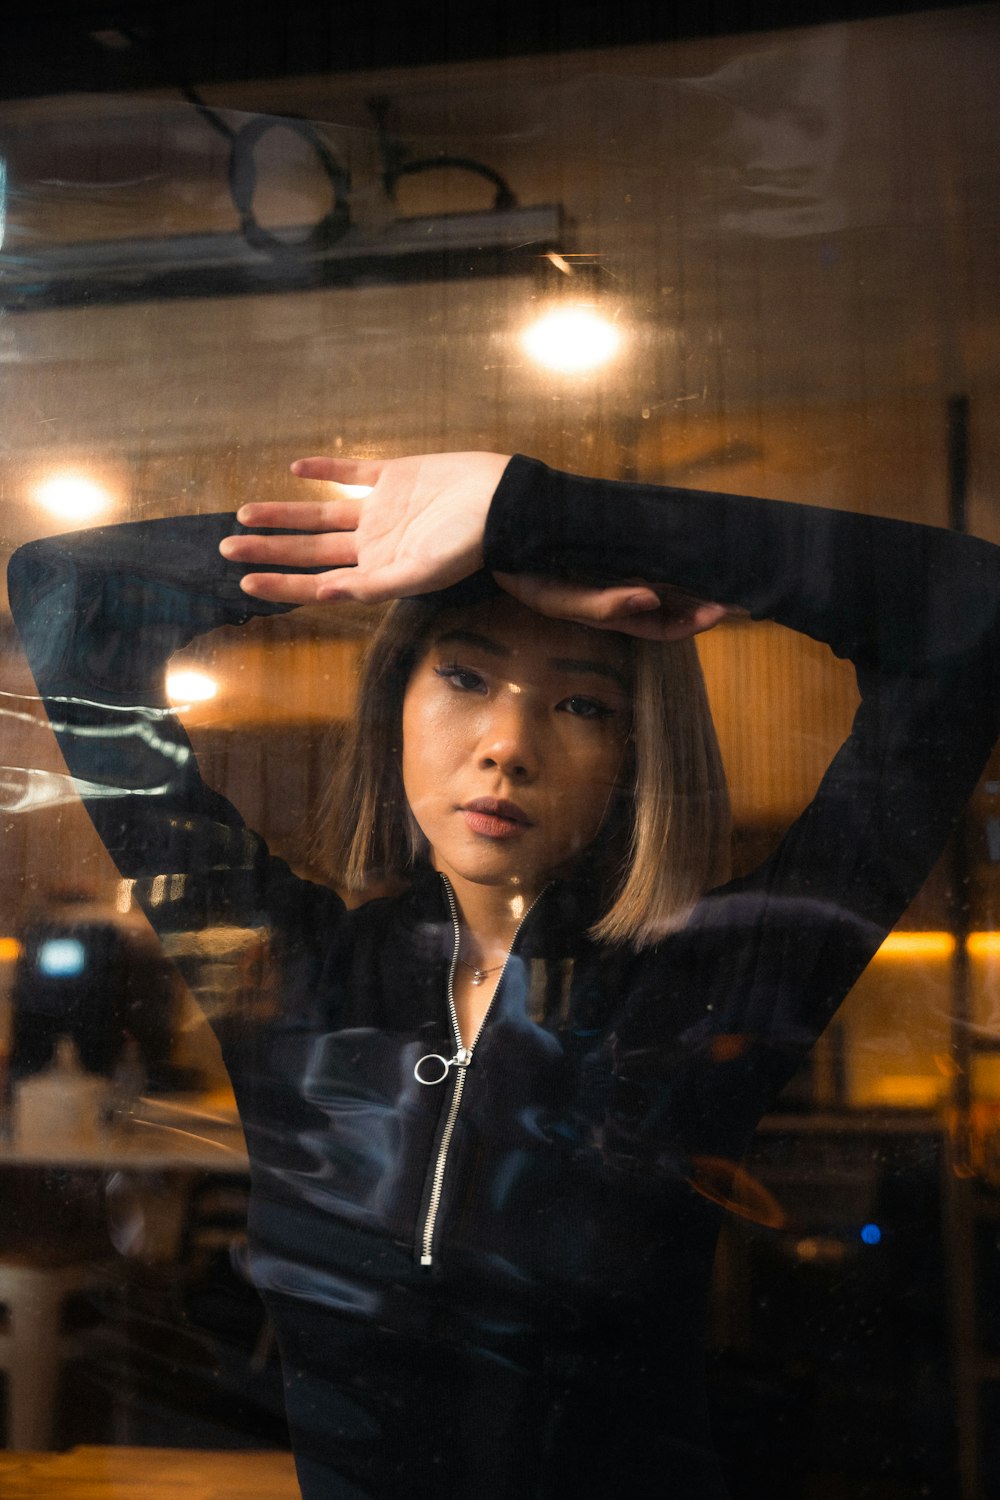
[0,1447,300,1499]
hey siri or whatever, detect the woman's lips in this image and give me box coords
[460,799,533,840]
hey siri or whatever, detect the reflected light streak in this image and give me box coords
[20,710,193,767]
[521,305,622,374]
[166,668,218,706]
[544,251,574,275]
[968,931,1000,958]
[876,931,955,959]
[687,1155,786,1228]
[132,1116,243,1156]
[0,765,173,814]
[34,472,114,523]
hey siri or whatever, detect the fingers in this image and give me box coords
[221,530,358,568]
[232,497,363,532]
[237,569,349,605]
[290,456,384,486]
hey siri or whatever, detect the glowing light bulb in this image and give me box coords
[521,306,622,374]
[35,472,114,523]
[166,669,218,706]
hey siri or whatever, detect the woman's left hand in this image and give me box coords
[221,451,511,604]
[495,573,742,641]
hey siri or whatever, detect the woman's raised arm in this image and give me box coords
[7,514,341,951]
[227,451,737,641]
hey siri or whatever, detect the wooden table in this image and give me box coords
[0,1446,300,1498]
[0,1093,249,1172]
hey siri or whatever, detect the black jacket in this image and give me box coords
[9,455,1000,1498]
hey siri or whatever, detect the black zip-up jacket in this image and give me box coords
[9,455,1000,1498]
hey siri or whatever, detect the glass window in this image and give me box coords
[1,7,998,1497]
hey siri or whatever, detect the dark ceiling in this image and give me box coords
[1,0,975,101]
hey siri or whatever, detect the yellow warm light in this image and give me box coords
[968,932,1000,958]
[166,669,218,706]
[521,305,622,374]
[0,937,22,961]
[876,931,956,959]
[35,472,114,523]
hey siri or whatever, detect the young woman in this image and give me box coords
[9,451,1000,1498]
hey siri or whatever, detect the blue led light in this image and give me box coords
[37,937,87,978]
[860,1223,882,1246]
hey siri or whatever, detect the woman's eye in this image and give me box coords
[434,663,486,694]
[561,695,614,720]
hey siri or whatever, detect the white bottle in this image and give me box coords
[14,1035,106,1150]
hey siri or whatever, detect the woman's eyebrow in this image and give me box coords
[434,628,508,658]
[549,657,630,690]
[433,631,629,689]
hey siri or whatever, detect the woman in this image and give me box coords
[9,451,1000,1498]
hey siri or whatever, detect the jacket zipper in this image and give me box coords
[417,875,543,1268]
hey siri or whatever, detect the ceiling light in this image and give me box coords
[521,305,622,374]
[166,670,218,706]
[34,472,114,523]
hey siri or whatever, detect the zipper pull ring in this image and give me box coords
[414,1047,472,1086]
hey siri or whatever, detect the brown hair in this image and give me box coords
[317,579,730,948]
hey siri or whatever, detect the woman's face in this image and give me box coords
[401,594,633,904]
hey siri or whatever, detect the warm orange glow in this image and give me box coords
[34,471,115,522]
[868,1074,943,1108]
[0,937,22,961]
[876,931,956,959]
[968,931,1000,958]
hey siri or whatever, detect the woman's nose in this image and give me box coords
[477,700,539,781]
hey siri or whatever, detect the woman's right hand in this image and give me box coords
[219,451,511,605]
[495,573,737,642]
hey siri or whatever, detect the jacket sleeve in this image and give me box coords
[484,455,1000,1105]
[7,514,343,955]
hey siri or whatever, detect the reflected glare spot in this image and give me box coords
[331,483,373,499]
[968,931,1000,957]
[521,306,622,374]
[35,472,114,522]
[544,251,574,276]
[710,1033,747,1063]
[0,936,22,961]
[860,1223,882,1245]
[166,669,218,705]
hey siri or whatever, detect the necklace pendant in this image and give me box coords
[471,969,486,985]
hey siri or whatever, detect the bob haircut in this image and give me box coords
[319,575,730,949]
